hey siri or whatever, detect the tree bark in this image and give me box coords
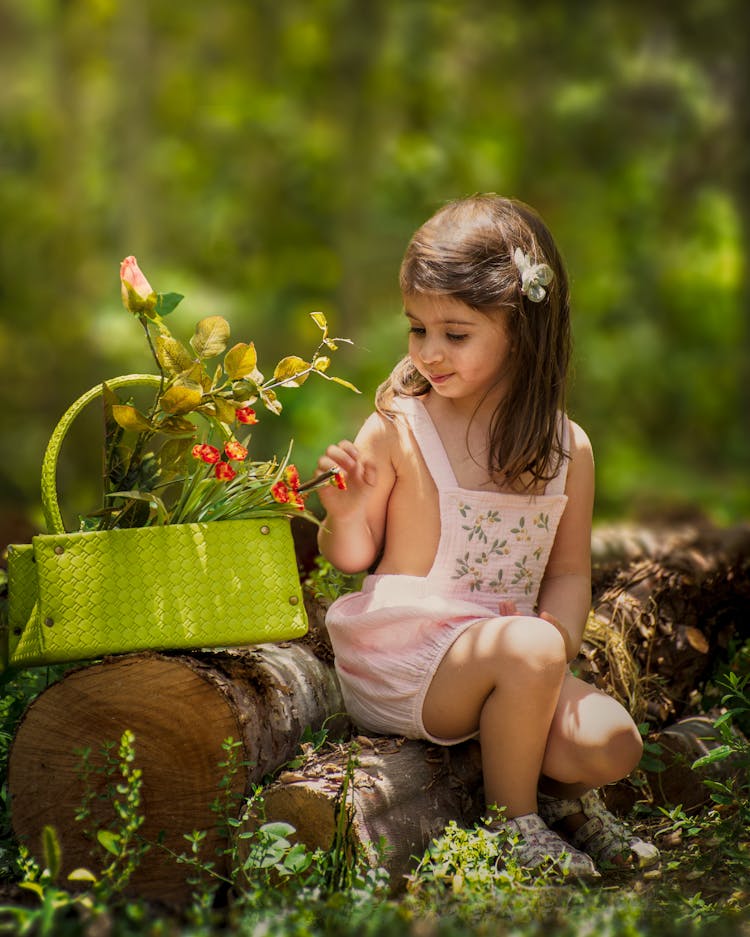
[8,642,348,905]
[580,523,750,725]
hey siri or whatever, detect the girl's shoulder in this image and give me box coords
[354,403,418,469]
[565,417,594,462]
[562,416,595,494]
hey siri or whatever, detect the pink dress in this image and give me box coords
[325,395,570,744]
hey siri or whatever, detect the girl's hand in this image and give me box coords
[315,440,377,515]
[539,611,573,660]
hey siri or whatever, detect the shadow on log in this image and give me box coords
[9,642,349,905]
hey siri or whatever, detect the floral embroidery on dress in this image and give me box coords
[512,555,534,594]
[461,510,501,543]
[451,494,562,600]
[453,553,484,591]
[510,517,531,542]
[487,569,505,592]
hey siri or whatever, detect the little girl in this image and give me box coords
[316,195,658,877]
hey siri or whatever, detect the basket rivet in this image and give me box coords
[260,525,270,535]
[288,596,299,606]
[54,546,64,556]
[44,617,54,628]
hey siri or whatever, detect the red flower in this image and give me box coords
[192,444,222,464]
[331,470,347,490]
[271,481,290,503]
[215,462,237,481]
[224,440,248,462]
[284,464,301,491]
[236,407,258,425]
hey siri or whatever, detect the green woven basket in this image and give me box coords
[3,375,308,670]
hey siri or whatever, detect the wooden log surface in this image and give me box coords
[253,735,485,889]
[8,642,348,905]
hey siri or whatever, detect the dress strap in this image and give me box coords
[543,414,571,496]
[390,396,459,489]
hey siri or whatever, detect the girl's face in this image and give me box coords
[404,292,513,408]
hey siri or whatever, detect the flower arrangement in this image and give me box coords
[84,257,356,531]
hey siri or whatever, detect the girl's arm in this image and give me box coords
[316,412,397,574]
[536,420,595,661]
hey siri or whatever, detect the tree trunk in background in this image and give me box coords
[8,642,348,905]
[581,522,750,725]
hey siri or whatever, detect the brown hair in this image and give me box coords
[376,194,571,490]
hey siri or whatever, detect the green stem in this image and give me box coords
[139,315,166,405]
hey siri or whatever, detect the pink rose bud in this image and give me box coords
[120,256,155,315]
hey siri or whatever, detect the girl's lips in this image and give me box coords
[429,373,453,385]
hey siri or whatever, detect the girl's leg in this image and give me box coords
[540,673,644,792]
[538,674,659,868]
[422,615,567,818]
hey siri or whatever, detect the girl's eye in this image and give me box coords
[447,333,468,342]
[408,326,425,336]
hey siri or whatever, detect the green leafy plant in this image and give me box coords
[84,257,357,531]
[0,730,149,936]
[304,554,365,603]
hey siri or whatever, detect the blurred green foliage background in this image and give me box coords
[1,0,748,549]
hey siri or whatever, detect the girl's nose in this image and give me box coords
[419,336,443,364]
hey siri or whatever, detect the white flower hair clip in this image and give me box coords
[513,247,554,303]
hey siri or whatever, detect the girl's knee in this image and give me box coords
[612,721,644,776]
[585,719,644,785]
[491,615,567,677]
[506,617,567,671]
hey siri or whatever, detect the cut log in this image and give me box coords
[8,642,349,905]
[252,735,485,890]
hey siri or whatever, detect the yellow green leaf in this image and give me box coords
[310,311,328,333]
[261,387,282,415]
[327,375,361,394]
[68,867,98,883]
[158,415,197,436]
[154,334,194,376]
[313,356,330,373]
[213,396,238,424]
[112,404,153,432]
[178,361,212,392]
[97,829,121,856]
[159,380,203,414]
[19,881,45,899]
[224,342,258,380]
[190,316,231,359]
[273,355,310,387]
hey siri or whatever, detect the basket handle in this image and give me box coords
[41,374,164,535]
